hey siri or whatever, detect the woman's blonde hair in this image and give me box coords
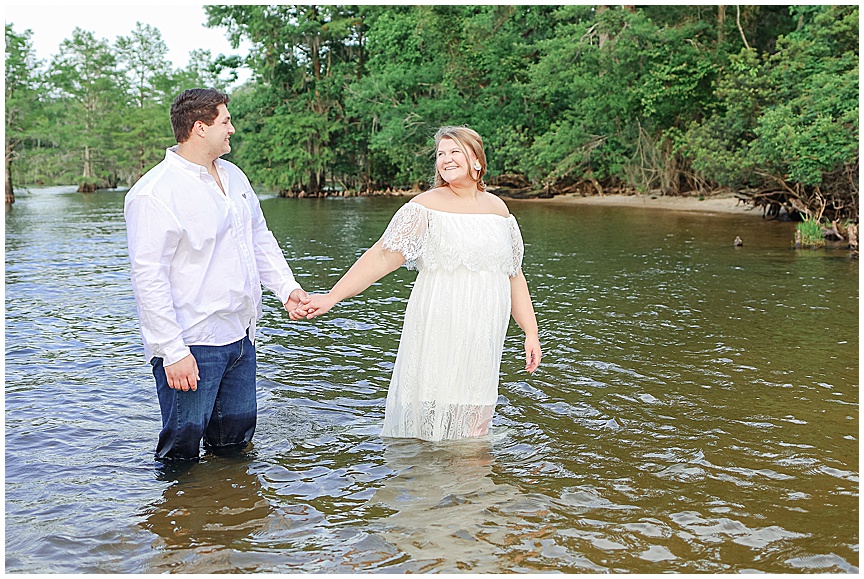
[432,126,487,190]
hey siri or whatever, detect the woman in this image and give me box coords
[292,126,541,441]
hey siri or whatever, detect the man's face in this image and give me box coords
[203,104,235,157]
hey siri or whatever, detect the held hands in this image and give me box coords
[164,289,316,391]
[284,288,311,316]
[290,292,337,320]
[525,336,542,373]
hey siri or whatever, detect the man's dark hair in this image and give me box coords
[170,88,230,143]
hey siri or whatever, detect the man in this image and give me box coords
[124,88,309,460]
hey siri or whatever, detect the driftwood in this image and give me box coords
[744,166,855,221]
[740,172,858,223]
[848,223,858,250]
[823,221,845,242]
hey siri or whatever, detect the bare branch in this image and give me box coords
[736,6,751,50]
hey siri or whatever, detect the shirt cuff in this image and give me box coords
[161,338,191,367]
[277,280,303,305]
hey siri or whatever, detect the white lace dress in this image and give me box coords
[379,202,524,441]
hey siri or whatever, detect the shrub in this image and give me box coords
[796,217,825,248]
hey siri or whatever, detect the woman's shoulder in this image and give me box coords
[408,188,448,209]
[483,192,511,218]
[409,189,510,218]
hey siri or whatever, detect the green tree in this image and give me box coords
[206,4,363,194]
[5,23,44,203]
[343,5,560,189]
[343,6,459,190]
[684,5,858,220]
[682,48,767,189]
[49,27,127,191]
[115,22,174,183]
[753,6,858,190]
[170,49,234,91]
[525,6,723,193]
[10,3,853,218]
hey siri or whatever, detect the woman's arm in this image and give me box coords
[290,239,406,320]
[510,271,542,373]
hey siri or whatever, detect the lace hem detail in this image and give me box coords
[382,401,495,441]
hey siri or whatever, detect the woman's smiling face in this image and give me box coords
[436,137,476,184]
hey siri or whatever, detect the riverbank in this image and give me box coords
[329,187,763,218]
[350,189,766,218]
[20,183,762,219]
[512,192,763,217]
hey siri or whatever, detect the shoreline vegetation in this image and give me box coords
[6,6,857,251]
[278,181,823,217]
[283,185,758,216]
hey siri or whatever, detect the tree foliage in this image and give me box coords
[114,22,173,182]
[5,24,43,203]
[4,21,232,196]
[683,6,858,219]
[6,6,859,220]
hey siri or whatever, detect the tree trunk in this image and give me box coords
[597,5,609,49]
[717,5,726,43]
[83,144,92,179]
[307,169,320,194]
[79,106,97,192]
[5,143,15,204]
[138,130,146,180]
[309,6,321,82]
[357,22,364,80]
[736,6,751,49]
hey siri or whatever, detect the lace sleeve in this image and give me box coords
[380,202,429,270]
[508,216,524,277]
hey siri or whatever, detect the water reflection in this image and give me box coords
[366,435,619,573]
[368,437,516,572]
[141,457,274,573]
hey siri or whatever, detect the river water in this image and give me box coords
[5,186,858,573]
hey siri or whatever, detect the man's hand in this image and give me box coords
[285,288,311,318]
[164,353,200,391]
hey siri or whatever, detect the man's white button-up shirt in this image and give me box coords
[124,146,301,366]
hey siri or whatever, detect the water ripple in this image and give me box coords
[4,190,857,573]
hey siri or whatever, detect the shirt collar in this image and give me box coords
[165,146,227,178]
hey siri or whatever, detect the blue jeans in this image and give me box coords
[151,335,257,460]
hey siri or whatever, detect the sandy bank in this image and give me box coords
[517,193,763,217]
[339,188,764,218]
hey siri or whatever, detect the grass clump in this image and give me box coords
[796,217,825,248]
